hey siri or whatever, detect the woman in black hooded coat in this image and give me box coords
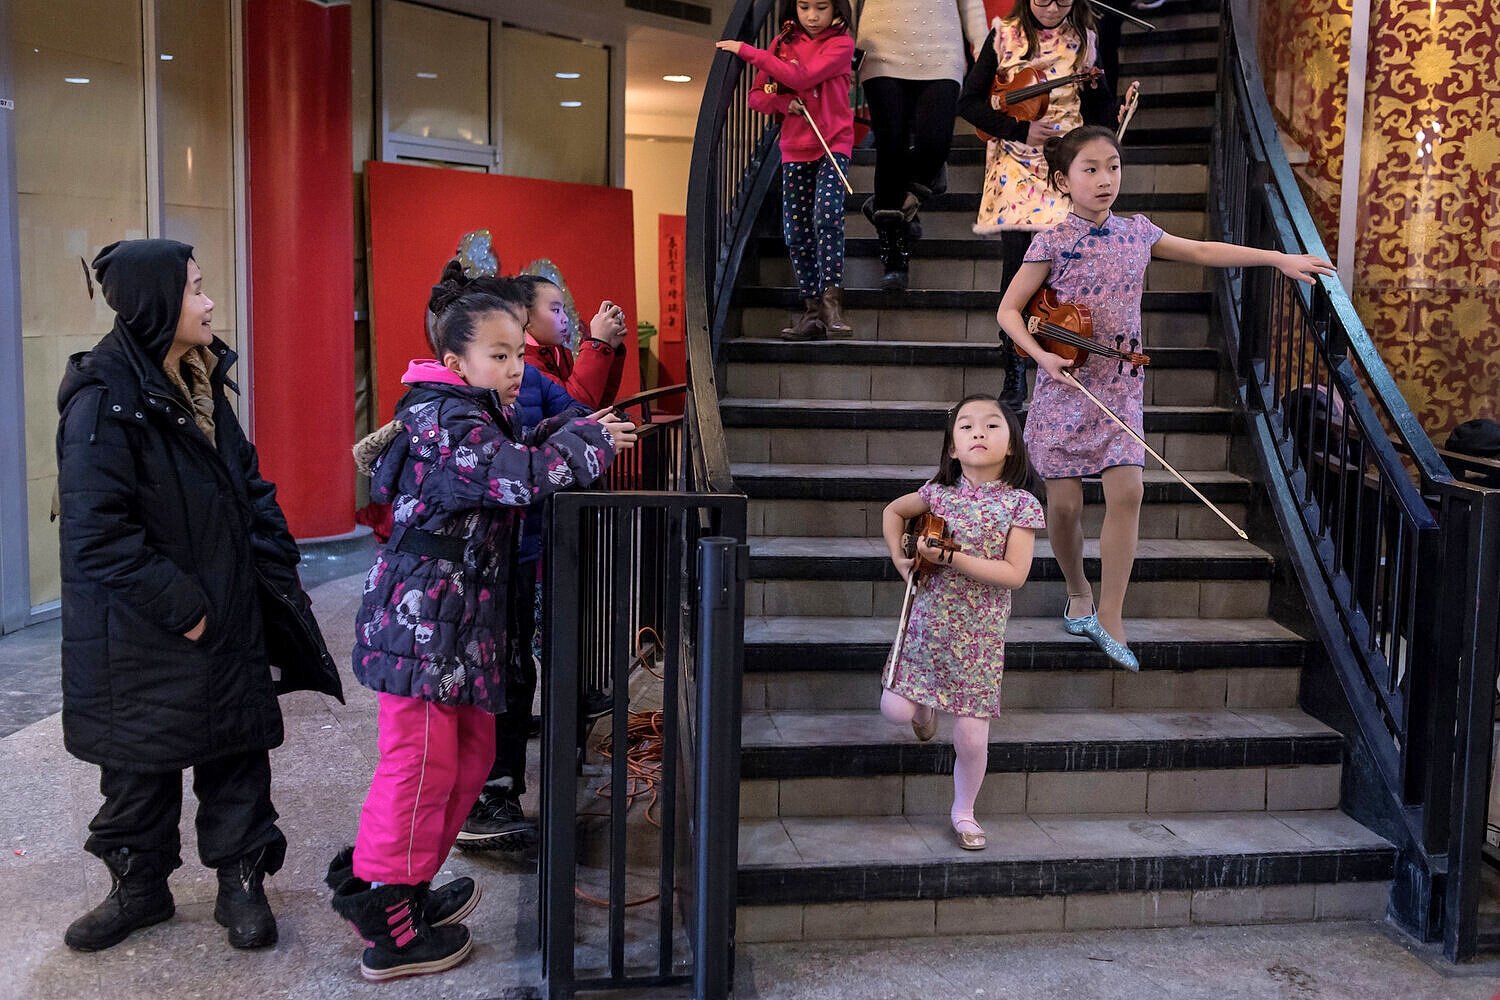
[55,239,340,953]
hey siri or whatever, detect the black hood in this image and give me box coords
[58,239,196,415]
[92,238,195,365]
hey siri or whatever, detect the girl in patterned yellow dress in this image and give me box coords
[879,395,1045,851]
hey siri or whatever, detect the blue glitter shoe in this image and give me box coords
[1062,595,1094,637]
[1078,616,1140,672]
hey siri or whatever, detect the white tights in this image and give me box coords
[880,689,991,828]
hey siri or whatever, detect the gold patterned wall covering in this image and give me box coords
[1353,1,1500,437]
[1256,0,1351,256]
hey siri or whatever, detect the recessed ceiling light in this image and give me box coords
[662,74,692,83]
[555,72,581,79]
[160,53,174,61]
[64,77,90,84]
[416,71,438,79]
[560,100,583,108]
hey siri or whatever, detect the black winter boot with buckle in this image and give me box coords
[780,297,826,341]
[456,785,535,851]
[215,845,280,949]
[65,847,175,951]
[329,875,472,982]
[999,340,1030,411]
[873,210,911,292]
[325,845,481,927]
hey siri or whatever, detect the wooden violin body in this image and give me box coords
[883,514,962,688]
[977,65,1104,142]
[1020,286,1150,375]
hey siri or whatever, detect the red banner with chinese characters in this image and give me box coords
[656,214,687,412]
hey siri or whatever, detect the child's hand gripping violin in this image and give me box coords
[893,512,962,584]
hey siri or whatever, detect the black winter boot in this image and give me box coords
[780,297,826,341]
[215,845,279,949]
[873,210,911,292]
[65,848,175,952]
[329,875,472,982]
[325,845,481,927]
[999,341,1030,410]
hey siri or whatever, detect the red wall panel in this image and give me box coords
[364,162,641,418]
[243,0,356,539]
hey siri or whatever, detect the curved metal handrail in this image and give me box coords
[683,0,785,494]
[1216,0,1500,960]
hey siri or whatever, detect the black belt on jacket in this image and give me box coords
[388,523,465,563]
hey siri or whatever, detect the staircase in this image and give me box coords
[722,9,1395,944]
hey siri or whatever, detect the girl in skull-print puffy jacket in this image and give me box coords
[351,358,614,712]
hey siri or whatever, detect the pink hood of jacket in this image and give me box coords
[402,359,465,386]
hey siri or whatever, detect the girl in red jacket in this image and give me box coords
[718,0,856,341]
[517,274,628,409]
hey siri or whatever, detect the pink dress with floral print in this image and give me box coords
[1022,211,1164,479]
[885,478,1046,719]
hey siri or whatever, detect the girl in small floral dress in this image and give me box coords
[997,125,1333,671]
[879,395,1045,851]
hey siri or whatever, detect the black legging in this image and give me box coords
[862,77,961,211]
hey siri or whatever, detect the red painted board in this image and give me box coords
[364,162,641,418]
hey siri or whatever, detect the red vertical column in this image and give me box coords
[243,0,355,538]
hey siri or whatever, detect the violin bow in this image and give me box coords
[882,570,920,688]
[1116,84,1141,141]
[801,107,855,195]
[1085,0,1155,31]
[1059,370,1250,540]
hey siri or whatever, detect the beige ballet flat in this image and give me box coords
[912,706,937,743]
[953,818,987,851]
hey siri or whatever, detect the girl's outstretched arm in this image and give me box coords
[927,525,1037,589]
[1152,233,1335,284]
[883,491,930,582]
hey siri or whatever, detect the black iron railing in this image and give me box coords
[606,384,687,494]
[684,0,788,493]
[1213,0,1500,960]
[539,493,747,1000]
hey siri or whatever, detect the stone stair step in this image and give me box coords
[835,191,1206,215]
[737,287,1208,313]
[1118,23,1219,47]
[737,810,1393,908]
[740,707,1339,778]
[1121,8,1221,35]
[748,535,1271,583]
[745,615,1309,674]
[842,205,1209,241]
[745,574,1267,620]
[851,142,1210,168]
[735,462,1250,500]
[733,304,1211,346]
[724,339,1219,368]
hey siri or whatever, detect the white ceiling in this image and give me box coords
[624,23,714,138]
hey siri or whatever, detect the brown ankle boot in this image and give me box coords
[819,286,853,337]
[780,297,826,341]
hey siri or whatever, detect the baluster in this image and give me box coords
[1368,482,1386,656]
[1333,400,1353,574]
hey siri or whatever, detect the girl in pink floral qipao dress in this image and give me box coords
[879,395,1045,851]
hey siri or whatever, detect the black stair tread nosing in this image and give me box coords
[737,287,1208,311]
[735,465,1253,503]
[1120,56,1220,76]
[851,144,1210,167]
[721,399,1231,433]
[746,615,1307,648]
[748,536,1272,583]
[740,709,1341,779]
[724,339,1220,369]
[1118,24,1220,46]
[838,191,1207,213]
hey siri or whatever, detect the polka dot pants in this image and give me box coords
[781,153,849,299]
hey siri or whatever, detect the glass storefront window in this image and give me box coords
[383,0,490,146]
[499,25,610,186]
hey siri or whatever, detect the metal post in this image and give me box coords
[694,536,746,1000]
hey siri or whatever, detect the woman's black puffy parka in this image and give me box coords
[56,240,338,772]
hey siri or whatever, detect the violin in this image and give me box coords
[1020,286,1150,376]
[883,513,961,688]
[976,66,1104,142]
[903,512,961,576]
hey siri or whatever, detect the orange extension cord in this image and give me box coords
[575,628,667,909]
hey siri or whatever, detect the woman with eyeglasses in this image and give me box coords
[958,0,1133,408]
